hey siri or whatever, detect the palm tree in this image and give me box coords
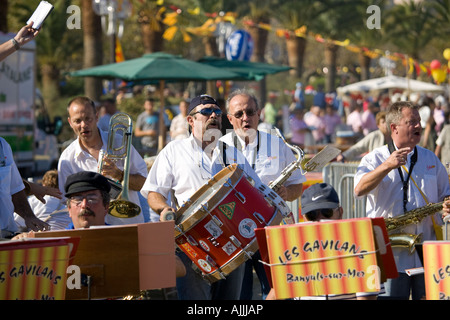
[0,0,7,32]
[383,1,440,79]
[82,0,103,101]
[275,0,332,79]
[346,0,386,80]
[309,0,368,92]
[136,0,166,53]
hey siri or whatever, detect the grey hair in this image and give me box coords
[385,101,419,135]
[225,89,259,112]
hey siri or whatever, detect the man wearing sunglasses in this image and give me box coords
[142,94,260,300]
[220,89,306,300]
[267,182,382,300]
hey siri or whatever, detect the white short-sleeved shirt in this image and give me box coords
[58,129,148,225]
[219,131,306,187]
[140,135,262,210]
[354,144,450,272]
[0,137,25,231]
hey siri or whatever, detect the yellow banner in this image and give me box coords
[0,245,70,300]
[265,218,379,299]
[424,241,450,300]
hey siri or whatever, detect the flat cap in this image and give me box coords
[64,171,111,197]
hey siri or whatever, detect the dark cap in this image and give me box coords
[301,183,340,215]
[64,171,111,197]
[188,94,219,114]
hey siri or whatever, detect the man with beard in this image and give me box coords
[220,89,305,300]
[141,94,259,300]
[355,101,450,300]
[58,96,147,226]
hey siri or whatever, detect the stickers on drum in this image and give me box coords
[222,241,237,256]
[204,219,223,238]
[219,202,236,220]
[198,259,212,273]
[199,240,210,252]
[239,218,257,238]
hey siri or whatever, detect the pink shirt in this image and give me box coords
[290,117,308,145]
[305,113,326,143]
[323,113,341,136]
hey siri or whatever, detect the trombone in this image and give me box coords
[101,112,141,218]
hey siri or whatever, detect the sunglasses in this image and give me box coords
[191,107,223,117]
[229,109,258,119]
[305,206,339,222]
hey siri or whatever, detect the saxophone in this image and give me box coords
[385,201,443,253]
[268,127,305,192]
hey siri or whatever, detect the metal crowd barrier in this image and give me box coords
[322,162,367,220]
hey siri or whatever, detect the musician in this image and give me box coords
[0,137,49,239]
[58,96,148,225]
[267,182,383,300]
[220,89,306,300]
[354,101,450,300]
[141,94,260,300]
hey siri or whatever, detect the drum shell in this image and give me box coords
[174,164,290,282]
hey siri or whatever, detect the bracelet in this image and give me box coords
[11,38,20,51]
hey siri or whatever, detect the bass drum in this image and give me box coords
[174,164,292,282]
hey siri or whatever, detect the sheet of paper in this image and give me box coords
[27,1,54,29]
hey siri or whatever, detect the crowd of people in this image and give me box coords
[2,23,450,301]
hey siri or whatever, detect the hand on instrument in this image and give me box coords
[160,207,178,221]
[272,183,288,201]
[442,196,450,221]
[386,147,410,169]
[100,155,123,182]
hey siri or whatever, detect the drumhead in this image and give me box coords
[177,165,241,224]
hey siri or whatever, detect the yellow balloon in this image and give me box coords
[432,69,446,84]
[444,48,450,60]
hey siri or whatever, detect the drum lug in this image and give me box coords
[229,235,242,248]
[235,191,246,204]
[211,215,223,227]
[253,212,267,225]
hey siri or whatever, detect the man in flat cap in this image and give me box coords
[12,171,111,239]
[64,171,111,229]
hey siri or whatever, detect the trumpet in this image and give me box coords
[101,112,141,218]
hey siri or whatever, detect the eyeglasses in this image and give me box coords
[191,107,223,117]
[305,206,340,221]
[69,194,101,206]
[229,109,257,119]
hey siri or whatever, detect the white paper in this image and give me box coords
[27,1,54,30]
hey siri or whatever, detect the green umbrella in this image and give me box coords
[197,56,292,81]
[70,52,240,81]
[70,52,241,151]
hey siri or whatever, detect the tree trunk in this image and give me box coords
[246,22,269,107]
[82,0,103,101]
[41,63,60,118]
[358,52,371,81]
[324,43,339,93]
[140,12,164,54]
[286,36,306,79]
[0,0,7,32]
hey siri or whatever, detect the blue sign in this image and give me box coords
[225,30,253,61]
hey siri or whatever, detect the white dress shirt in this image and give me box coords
[58,128,148,225]
[354,144,450,272]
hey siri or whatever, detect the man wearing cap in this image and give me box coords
[59,96,148,226]
[141,94,260,300]
[220,89,305,300]
[267,183,381,300]
[64,171,111,229]
[12,171,110,239]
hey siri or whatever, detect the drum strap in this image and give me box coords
[387,141,417,213]
[222,131,262,169]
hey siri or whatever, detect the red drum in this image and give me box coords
[174,164,292,282]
